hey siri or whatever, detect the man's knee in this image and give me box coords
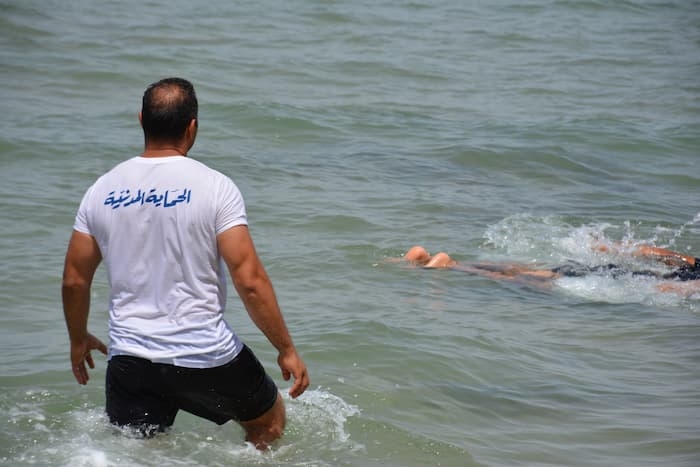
[240,392,286,449]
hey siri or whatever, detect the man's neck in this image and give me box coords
[140,147,186,158]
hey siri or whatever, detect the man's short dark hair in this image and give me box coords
[141,78,198,142]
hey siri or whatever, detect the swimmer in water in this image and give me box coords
[402,244,700,296]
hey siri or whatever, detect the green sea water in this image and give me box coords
[1,1,699,465]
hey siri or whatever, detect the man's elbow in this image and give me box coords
[234,280,262,301]
[233,272,270,300]
[62,274,91,295]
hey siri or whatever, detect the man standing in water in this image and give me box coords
[61,77,309,448]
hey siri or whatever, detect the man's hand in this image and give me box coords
[70,333,108,385]
[278,349,309,398]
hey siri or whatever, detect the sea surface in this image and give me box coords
[1,0,699,466]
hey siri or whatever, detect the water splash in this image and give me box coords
[666,211,700,248]
[481,214,699,310]
[1,387,361,467]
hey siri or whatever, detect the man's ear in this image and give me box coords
[188,118,198,138]
[186,118,198,149]
[138,111,143,127]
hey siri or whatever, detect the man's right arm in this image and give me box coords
[62,230,108,384]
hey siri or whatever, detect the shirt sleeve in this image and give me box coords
[73,183,96,235]
[215,176,248,234]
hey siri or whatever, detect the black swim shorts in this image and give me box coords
[551,262,660,279]
[105,344,279,436]
[552,258,700,281]
[663,257,700,281]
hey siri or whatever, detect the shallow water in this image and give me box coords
[1,0,699,466]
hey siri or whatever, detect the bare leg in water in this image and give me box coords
[403,245,558,281]
[404,246,456,268]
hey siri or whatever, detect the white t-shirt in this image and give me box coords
[74,156,246,367]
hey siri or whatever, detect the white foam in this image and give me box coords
[483,214,700,310]
[60,448,110,467]
[283,388,362,447]
[5,387,361,466]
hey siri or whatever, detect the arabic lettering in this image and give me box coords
[104,188,191,209]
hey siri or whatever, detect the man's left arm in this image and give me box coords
[61,230,108,385]
[218,225,309,398]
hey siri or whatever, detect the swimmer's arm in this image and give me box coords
[656,280,700,297]
[632,245,695,266]
[594,242,695,266]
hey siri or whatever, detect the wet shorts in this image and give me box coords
[551,263,659,279]
[105,344,279,436]
[662,258,700,281]
[552,257,700,282]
